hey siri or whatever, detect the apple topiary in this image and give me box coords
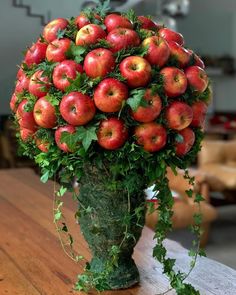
[10,1,211,294]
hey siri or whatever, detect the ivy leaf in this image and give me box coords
[127,89,146,111]
[193,213,202,225]
[66,43,87,63]
[56,28,66,39]
[54,211,62,221]
[194,193,205,203]
[57,186,67,197]
[60,131,78,151]
[175,133,184,143]
[41,170,49,183]
[76,126,98,151]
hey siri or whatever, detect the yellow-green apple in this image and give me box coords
[159,27,184,46]
[97,117,128,150]
[24,41,47,66]
[35,138,50,153]
[175,127,195,156]
[138,16,157,30]
[75,13,101,29]
[142,36,170,67]
[75,24,106,46]
[16,99,37,129]
[168,41,191,68]
[135,122,167,152]
[19,127,36,142]
[120,56,151,88]
[60,91,96,126]
[33,96,57,128]
[185,66,208,93]
[131,89,162,122]
[166,101,193,130]
[94,78,128,113]
[52,60,83,91]
[15,72,29,94]
[43,18,69,43]
[10,93,19,113]
[104,13,132,32]
[55,125,76,152]
[191,101,208,128]
[106,28,140,52]
[46,38,71,62]
[160,67,187,98]
[83,48,115,78]
[28,70,50,98]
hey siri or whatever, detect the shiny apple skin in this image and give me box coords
[135,122,167,152]
[28,70,50,98]
[119,56,152,88]
[175,127,195,156]
[43,18,69,43]
[185,66,208,93]
[16,99,37,129]
[159,27,184,46]
[191,101,208,128]
[60,91,96,126]
[33,96,57,128]
[166,101,193,130]
[132,89,162,123]
[168,41,191,68]
[24,41,47,66]
[104,14,133,32]
[83,48,115,79]
[75,24,106,46]
[52,60,83,92]
[55,125,76,152]
[46,38,71,62]
[97,117,128,150]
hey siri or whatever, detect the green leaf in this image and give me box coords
[60,131,78,151]
[54,211,62,221]
[40,170,49,183]
[175,134,184,143]
[56,28,66,39]
[76,126,98,151]
[57,186,67,197]
[67,43,87,63]
[194,193,205,203]
[193,213,202,225]
[127,89,146,111]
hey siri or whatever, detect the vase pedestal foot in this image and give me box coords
[89,256,140,290]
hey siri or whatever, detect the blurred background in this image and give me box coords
[0,0,236,269]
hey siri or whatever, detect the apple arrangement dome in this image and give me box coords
[10,1,211,294]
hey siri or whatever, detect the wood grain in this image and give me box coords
[0,168,236,295]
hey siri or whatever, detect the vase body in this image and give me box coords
[78,164,146,290]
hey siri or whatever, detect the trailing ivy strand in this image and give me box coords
[10,0,211,294]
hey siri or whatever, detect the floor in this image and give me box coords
[169,205,236,270]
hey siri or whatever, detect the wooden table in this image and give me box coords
[0,168,236,295]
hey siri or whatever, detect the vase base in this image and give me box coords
[89,256,140,290]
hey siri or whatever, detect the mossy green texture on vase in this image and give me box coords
[77,163,146,289]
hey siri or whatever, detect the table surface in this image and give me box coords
[0,168,236,295]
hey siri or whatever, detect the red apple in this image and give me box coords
[24,41,47,66]
[120,56,151,88]
[175,127,195,156]
[159,27,184,46]
[104,14,132,32]
[28,70,51,98]
[16,99,37,129]
[35,138,50,153]
[97,117,128,150]
[191,101,208,128]
[106,28,140,53]
[142,36,170,67]
[131,89,162,123]
[185,66,208,93]
[75,24,106,46]
[187,50,205,69]
[46,38,71,62]
[20,128,36,142]
[43,18,69,43]
[160,67,187,98]
[10,93,19,113]
[75,13,101,29]
[166,101,193,130]
[33,96,57,128]
[94,78,128,113]
[16,67,24,79]
[52,60,83,91]
[168,41,191,68]
[135,122,167,152]
[15,72,29,94]
[55,125,76,152]
[138,16,157,30]
[60,91,96,126]
[83,48,115,79]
